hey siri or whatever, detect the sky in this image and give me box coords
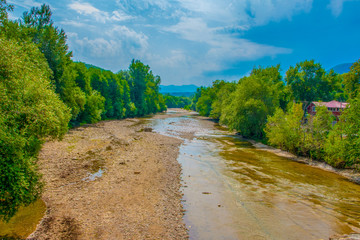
[8,0,360,86]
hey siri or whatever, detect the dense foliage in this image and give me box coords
[163,94,192,108]
[194,60,359,168]
[0,37,71,221]
[0,2,165,220]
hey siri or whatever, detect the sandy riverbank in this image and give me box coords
[28,111,189,239]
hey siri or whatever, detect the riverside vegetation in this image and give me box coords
[0,1,166,221]
[1,0,360,228]
[193,61,360,169]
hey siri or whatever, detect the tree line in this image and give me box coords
[163,94,192,109]
[0,1,165,221]
[193,60,360,169]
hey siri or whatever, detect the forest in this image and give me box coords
[0,1,165,221]
[163,94,192,109]
[193,60,360,169]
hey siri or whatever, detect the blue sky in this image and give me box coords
[8,0,360,86]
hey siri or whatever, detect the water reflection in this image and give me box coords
[150,113,360,240]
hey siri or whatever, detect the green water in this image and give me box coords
[0,200,46,239]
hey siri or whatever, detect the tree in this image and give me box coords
[221,65,285,138]
[300,106,334,159]
[210,80,236,119]
[21,4,72,89]
[0,38,71,221]
[285,60,342,104]
[129,60,149,116]
[0,0,13,23]
[196,87,214,116]
[343,59,360,99]
[325,93,360,167]
[265,103,304,153]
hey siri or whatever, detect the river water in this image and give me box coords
[2,110,360,239]
[150,111,360,240]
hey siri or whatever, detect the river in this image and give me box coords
[150,110,360,240]
[1,110,360,239]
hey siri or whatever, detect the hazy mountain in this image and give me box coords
[330,63,352,74]
[160,84,199,93]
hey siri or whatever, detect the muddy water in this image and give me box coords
[150,112,360,240]
[0,200,46,239]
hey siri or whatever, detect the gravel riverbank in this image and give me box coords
[29,114,188,239]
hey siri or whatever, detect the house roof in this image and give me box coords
[312,100,349,108]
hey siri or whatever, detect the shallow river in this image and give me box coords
[2,110,360,239]
[150,111,360,240]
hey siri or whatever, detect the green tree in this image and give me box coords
[209,80,236,119]
[0,38,71,220]
[164,95,192,108]
[0,0,13,23]
[196,87,214,116]
[21,4,72,89]
[285,60,342,104]
[325,93,360,167]
[221,65,285,138]
[301,106,334,159]
[343,59,360,99]
[129,60,148,116]
[265,103,304,153]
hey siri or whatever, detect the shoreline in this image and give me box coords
[194,114,360,185]
[28,113,188,239]
[246,139,360,185]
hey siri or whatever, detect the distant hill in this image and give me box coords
[330,63,353,74]
[160,84,199,93]
[78,62,106,71]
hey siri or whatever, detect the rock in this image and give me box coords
[144,127,153,132]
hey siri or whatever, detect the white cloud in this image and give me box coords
[68,2,135,23]
[327,0,359,16]
[164,17,291,61]
[67,25,148,65]
[8,0,41,9]
[61,0,318,84]
[68,2,100,15]
[160,15,292,85]
[79,38,122,58]
[116,0,171,11]
[164,17,213,43]
[68,2,109,23]
[248,0,313,25]
[106,26,148,54]
[175,0,313,26]
[60,19,91,28]
[111,10,135,21]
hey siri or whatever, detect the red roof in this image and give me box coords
[312,100,348,109]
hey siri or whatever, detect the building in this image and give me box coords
[307,100,349,120]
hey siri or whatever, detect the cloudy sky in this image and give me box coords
[9,0,360,86]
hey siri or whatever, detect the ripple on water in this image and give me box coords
[149,111,360,240]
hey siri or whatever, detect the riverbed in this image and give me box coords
[1,109,360,240]
[150,110,360,240]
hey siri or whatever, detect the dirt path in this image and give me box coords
[29,113,188,239]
